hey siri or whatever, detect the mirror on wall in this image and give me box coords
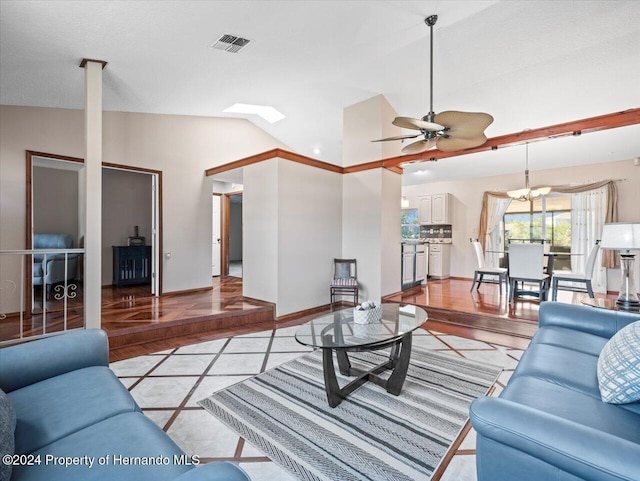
[29,156,84,316]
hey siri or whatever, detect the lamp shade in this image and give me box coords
[600,223,640,251]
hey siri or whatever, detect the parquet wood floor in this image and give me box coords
[3,275,618,362]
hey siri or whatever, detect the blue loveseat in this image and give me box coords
[0,330,250,481]
[470,302,640,481]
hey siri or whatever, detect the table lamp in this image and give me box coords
[600,223,640,309]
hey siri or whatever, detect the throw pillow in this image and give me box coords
[597,321,640,404]
[0,388,16,481]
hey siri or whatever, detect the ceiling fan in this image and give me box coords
[373,15,494,154]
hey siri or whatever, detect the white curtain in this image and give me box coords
[484,196,512,267]
[571,186,607,292]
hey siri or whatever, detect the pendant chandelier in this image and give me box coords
[507,143,551,201]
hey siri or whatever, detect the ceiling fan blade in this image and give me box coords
[371,133,421,142]
[393,117,444,131]
[434,111,494,137]
[401,138,438,154]
[436,135,488,152]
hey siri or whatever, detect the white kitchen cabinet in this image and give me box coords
[418,193,450,224]
[431,194,449,224]
[402,252,415,284]
[428,244,451,279]
[415,250,426,282]
[418,196,433,224]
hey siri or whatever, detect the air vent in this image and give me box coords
[210,34,252,54]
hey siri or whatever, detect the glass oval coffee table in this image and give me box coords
[295,303,428,407]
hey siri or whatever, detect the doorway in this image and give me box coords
[228,193,243,278]
[26,151,162,317]
[217,191,243,277]
[102,164,161,296]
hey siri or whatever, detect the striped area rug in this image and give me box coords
[199,348,501,481]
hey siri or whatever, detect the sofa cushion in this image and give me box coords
[10,412,194,481]
[531,325,608,356]
[597,321,640,404]
[501,376,640,443]
[9,366,139,455]
[0,388,16,481]
[512,343,601,399]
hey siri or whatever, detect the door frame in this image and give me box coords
[26,152,164,312]
[102,162,163,296]
[212,193,222,277]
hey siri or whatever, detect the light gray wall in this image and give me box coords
[101,168,153,285]
[229,201,243,261]
[0,105,286,311]
[33,166,79,246]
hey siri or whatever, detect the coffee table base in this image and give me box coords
[322,332,412,408]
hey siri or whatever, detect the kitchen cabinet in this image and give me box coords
[402,252,415,285]
[416,249,426,282]
[419,193,450,224]
[428,244,451,279]
[401,242,427,289]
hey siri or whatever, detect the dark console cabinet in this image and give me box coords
[112,246,151,287]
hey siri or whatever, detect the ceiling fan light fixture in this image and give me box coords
[371,14,494,154]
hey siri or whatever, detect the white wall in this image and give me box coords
[402,158,640,290]
[381,168,402,297]
[342,95,403,302]
[243,158,343,317]
[33,167,79,246]
[277,160,343,316]
[342,94,401,166]
[102,168,153,285]
[342,168,402,302]
[0,105,287,308]
[243,160,279,305]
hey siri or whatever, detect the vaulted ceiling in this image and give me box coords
[1,1,639,185]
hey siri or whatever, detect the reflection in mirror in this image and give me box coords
[30,156,84,320]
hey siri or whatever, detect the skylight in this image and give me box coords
[223,103,285,124]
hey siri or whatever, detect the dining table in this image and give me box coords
[485,250,580,275]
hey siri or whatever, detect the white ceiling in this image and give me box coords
[1,1,639,185]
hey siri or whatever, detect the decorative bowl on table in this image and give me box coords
[353,301,382,324]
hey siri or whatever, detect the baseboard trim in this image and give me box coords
[275,304,331,323]
[163,286,212,297]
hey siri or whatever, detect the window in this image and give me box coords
[401,209,420,239]
[502,195,572,269]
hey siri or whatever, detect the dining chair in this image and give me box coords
[552,240,600,301]
[469,238,508,296]
[330,258,358,311]
[508,243,550,302]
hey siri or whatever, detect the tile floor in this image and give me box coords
[111,325,525,480]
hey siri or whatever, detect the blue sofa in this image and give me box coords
[0,330,250,481]
[32,234,78,289]
[470,302,640,481]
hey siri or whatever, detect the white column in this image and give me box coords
[342,95,402,301]
[82,60,105,329]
